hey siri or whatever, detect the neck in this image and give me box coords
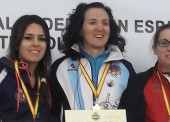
[27,63,38,87]
[28,63,37,75]
[160,63,170,73]
[84,46,105,58]
[162,68,170,73]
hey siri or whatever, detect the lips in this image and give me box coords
[165,54,170,57]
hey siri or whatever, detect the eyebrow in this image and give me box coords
[89,18,109,21]
[24,34,32,36]
[24,34,45,37]
[159,39,169,41]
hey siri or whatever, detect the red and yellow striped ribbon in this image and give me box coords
[78,60,110,99]
[14,60,40,119]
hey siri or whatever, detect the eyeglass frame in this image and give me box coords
[157,39,170,47]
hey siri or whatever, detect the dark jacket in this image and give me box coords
[0,57,51,122]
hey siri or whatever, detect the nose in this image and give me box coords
[168,44,170,49]
[96,22,103,31]
[33,37,40,46]
[166,43,170,52]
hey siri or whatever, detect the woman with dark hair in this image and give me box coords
[50,2,144,122]
[138,23,170,122]
[0,15,52,122]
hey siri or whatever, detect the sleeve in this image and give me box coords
[118,60,145,122]
[49,57,71,122]
[49,61,63,122]
[0,64,8,121]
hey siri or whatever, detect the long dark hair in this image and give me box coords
[60,2,125,57]
[8,15,52,106]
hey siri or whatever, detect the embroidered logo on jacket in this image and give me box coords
[151,83,162,93]
[67,64,77,71]
[108,63,121,77]
[15,89,26,103]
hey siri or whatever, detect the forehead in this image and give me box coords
[84,8,109,20]
[159,28,170,39]
[24,23,44,34]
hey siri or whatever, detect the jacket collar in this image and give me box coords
[104,45,124,62]
[71,44,124,62]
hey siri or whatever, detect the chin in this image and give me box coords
[27,59,42,63]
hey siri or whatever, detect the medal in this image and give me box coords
[92,103,101,121]
[15,89,26,103]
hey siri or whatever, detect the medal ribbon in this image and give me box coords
[157,71,170,117]
[78,60,110,99]
[14,60,40,119]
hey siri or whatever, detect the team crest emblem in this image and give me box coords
[109,64,121,77]
[15,89,26,103]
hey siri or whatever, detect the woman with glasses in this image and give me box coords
[138,23,170,122]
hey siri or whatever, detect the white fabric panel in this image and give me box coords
[0,68,7,84]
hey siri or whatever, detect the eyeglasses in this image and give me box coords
[157,39,170,47]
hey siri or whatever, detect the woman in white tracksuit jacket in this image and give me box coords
[49,2,145,122]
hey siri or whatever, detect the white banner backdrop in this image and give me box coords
[0,0,170,73]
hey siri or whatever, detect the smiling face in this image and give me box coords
[82,7,110,52]
[18,23,47,64]
[153,28,170,71]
